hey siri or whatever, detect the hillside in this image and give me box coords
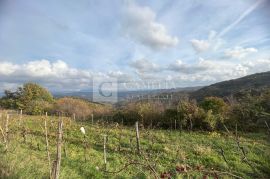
[0,113,269,178]
[190,71,270,101]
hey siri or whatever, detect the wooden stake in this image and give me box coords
[265,121,270,134]
[19,109,22,126]
[5,114,9,151]
[91,114,94,125]
[52,117,63,179]
[44,112,51,177]
[103,135,107,170]
[135,121,141,154]
[0,125,5,144]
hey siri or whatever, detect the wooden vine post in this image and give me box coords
[135,121,141,154]
[44,112,51,177]
[5,114,9,151]
[103,135,107,170]
[19,109,22,126]
[52,116,63,179]
[0,113,5,146]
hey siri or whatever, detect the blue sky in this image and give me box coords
[0,0,270,91]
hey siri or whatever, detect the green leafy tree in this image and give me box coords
[200,97,227,115]
[0,83,54,114]
[177,100,199,130]
[0,90,21,109]
[17,83,54,109]
[164,108,178,128]
[201,110,218,131]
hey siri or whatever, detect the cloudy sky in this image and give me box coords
[0,0,270,91]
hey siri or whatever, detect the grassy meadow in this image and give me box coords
[0,113,270,179]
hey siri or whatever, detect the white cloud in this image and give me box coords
[0,62,19,75]
[0,59,92,90]
[168,58,210,74]
[190,30,223,53]
[130,59,161,73]
[190,40,210,53]
[1,57,269,92]
[123,2,178,49]
[225,46,258,59]
[107,71,132,82]
[242,58,270,73]
[168,57,270,85]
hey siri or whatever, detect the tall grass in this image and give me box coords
[0,112,269,178]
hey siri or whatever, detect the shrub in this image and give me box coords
[201,110,218,131]
[177,100,199,130]
[200,97,227,115]
[25,100,53,115]
[164,108,178,129]
[0,83,54,114]
[55,97,92,119]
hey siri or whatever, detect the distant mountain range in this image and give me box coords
[117,71,270,104]
[190,71,270,101]
[1,71,269,103]
[52,86,202,103]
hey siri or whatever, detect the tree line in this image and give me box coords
[0,83,269,131]
[0,83,109,118]
[113,89,270,131]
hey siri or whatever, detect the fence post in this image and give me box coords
[135,121,141,154]
[44,112,51,177]
[5,114,9,151]
[52,116,63,179]
[103,135,107,170]
[19,109,22,126]
[91,114,94,125]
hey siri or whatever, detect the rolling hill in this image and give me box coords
[190,71,270,101]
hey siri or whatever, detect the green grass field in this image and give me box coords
[0,114,270,178]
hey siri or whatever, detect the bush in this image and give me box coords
[55,97,92,119]
[177,100,199,130]
[200,97,227,115]
[201,110,218,131]
[25,100,53,115]
[0,83,54,114]
[164,108,178,129]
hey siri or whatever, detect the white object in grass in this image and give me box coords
[80,127,86,135]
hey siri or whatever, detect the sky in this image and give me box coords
[0,0,270,92]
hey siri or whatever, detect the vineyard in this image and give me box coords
[0,111,269,178]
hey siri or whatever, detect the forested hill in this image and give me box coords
[190,71,270,101]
